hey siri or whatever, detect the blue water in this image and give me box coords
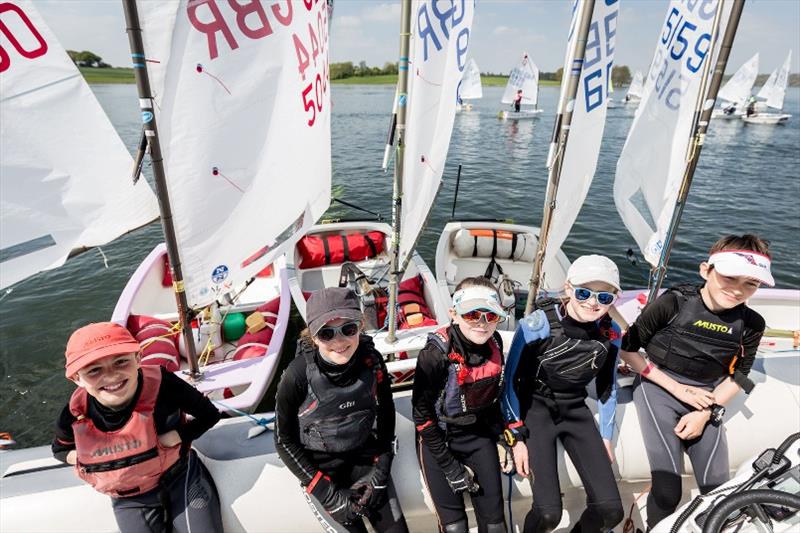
[1,83,798,447]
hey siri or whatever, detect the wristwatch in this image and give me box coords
[503,426,529,447]
[709,404,726,426]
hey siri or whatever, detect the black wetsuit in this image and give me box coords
[53,367,223,533]
[274,336,408,533]
[504,307,624,533]
[412,324,506,533]
[622,285,765,529]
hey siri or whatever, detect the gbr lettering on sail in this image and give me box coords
[186,0,329,128]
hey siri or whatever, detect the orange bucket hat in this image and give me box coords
[65,322,140,377]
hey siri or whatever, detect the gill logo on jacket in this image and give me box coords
[693,320,733,334]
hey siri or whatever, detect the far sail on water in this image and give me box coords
[541,0,619,280]
[614,0,731,266]
[501,52,539,107]
[138,1,332,308]
[0,0,159,290]
[398,0,475,267]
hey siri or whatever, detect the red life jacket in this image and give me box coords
[297,231,385,269]
[430,326,504,427]
[69,366,181,498]
[397,275,436,329]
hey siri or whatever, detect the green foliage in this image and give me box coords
[611,65,631,87]
[67,49,108,68]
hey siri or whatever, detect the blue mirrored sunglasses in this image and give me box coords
[573,287,617,306]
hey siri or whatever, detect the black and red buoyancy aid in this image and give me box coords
[69,366,181,497]
[429,326,504,427]
[646,285,745,382]
[297,231,385,269]
[297,338,384,453]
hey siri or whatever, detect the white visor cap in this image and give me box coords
[708,250,774,287]
[452,286,507,318]
[566,255,621,292]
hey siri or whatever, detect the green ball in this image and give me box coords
[222,312,247,342]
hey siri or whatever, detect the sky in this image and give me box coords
[33,0,800,75]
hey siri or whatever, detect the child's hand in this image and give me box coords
[671,384,715,410]
[603,439,615,464]
[674,410,711,440]
[512,441,530,478]
[158,430,181,448]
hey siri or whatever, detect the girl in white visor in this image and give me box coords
[619,234,771,529]
[412,277,508,533]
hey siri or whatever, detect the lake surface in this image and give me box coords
[1,83,798,448]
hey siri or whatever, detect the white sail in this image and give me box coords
[542,0,619,278]
[765,50,791,110]
[717,52,759,106]
[0,0,159,290]
[626,70,644,99]
[501,52,539,106]
[458,58,483,101]
[614,0,729,266]
[138,1,332,308]
[398,0,475,267]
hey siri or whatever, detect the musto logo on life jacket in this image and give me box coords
[692,320,733,334]
[90,438,143,458]
[434,328,504,427]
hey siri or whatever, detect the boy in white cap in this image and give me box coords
[619,234,771,529]
[502,255,625,533]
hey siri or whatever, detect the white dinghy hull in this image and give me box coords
[498,108,543,120]
[111,244,291,414]
[742,113,792,124]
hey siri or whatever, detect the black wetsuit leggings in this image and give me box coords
[523,395,623,533]
[111,450,222,533]
[417,432,506,532]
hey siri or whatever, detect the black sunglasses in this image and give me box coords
[315,321,360,342]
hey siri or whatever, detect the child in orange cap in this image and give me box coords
[53,322,223,533]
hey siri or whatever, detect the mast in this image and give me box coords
[524,0,596,315]
[121,0,200,378]
[386,0,413,343]
[647,0,744,303]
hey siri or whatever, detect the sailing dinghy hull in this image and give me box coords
[111,244,290,414]
[742,113,792,124]
[498,109,543,120]
[287,221,450,383]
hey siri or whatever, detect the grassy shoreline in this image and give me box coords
[77,67,560,86]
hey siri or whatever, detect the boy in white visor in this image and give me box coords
[413,277,508,533]
[619,234,772,529]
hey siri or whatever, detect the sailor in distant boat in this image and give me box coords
[513,90,523,113]
[619,234,771,530]
[412,277,508,533]
[746,95,757,117]
[502,255,625,533]
[52,322,223,533]
[274,287,409,533]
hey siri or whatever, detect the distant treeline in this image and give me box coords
[331,61,800,87]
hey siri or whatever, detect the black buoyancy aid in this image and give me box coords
[534,299,613,393]
[429,326,504,427]
[646,285,745,381]
[297,339,383,453]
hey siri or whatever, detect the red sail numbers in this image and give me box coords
[187,0,294,60]
[186,0,329,128]
[0,2,48,73]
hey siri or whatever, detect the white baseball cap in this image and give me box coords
[566,255,621,292]
[452,286,507,318]
[708,250,774,287]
